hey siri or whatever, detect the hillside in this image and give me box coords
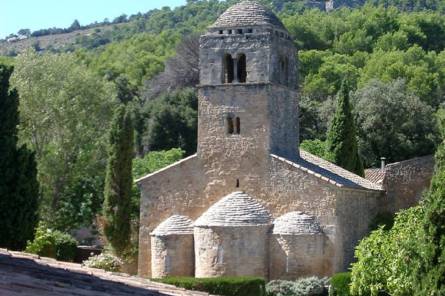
[4,0,444,56]
[0,25,124,56]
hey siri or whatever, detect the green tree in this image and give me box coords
[0,64,39,250]
[11,50,115,231]
[69,20,81,31]
[413,108,445,295]
[103,105,134,256]
[353,79,438,166]
[325,81,364,176]
[143,88,198,155]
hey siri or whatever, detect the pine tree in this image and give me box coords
[414,110,445,295]
[103,105,133,255]
[0,64,39,250]
[325,80,364,176]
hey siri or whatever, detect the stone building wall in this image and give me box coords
[335,189,382,270]
[269,234,328,280]
[382,155,434,212]
[194,226,270,278]
[151,235,194,278]
[137,153,381,277]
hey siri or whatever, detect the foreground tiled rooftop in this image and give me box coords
[0,249,211,296]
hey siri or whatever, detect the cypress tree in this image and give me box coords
[325,80,364,176]
[414,111,445,295]
[0,64,39,250]
[103,105,133,255]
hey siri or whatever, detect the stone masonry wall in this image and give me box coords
[269,233,330,280]
[151,235,194,278]
[194,226,270,278]
[382,155,434,212]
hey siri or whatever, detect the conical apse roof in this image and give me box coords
[151,215,194,236]
[273,211,322,235]
[194,191,271,227]
[210,0,286,30]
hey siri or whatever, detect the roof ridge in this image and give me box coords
[272,152,383,191]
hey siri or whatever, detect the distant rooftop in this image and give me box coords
[210,0,286,30]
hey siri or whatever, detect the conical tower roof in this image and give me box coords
[151,215,194,236]
[210,0,286,31]
[273,211,322,235]
[194,191,271,227]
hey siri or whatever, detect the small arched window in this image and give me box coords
[223,54,234,84]
[235,117,241,134]
[227,116,234,134]
[237,54,247,83]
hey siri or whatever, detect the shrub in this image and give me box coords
[26,224,77,261]
[329,273,351,296]
[266,280,296,296]
[155,276,266,296]
[83,252,122,272]
[293,277,328,295]
[266,277,328,296]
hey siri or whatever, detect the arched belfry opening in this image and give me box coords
[223,54,234,83]
[237,54,247,83]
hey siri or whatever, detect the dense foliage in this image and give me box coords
[0,64,39,250]
[325,81,364,176]
[350,112,445,295]
[155,276,266,296]
[413,110,445,294]
[353,79,438,166]
[11,50,116,232]
[26,224,78,262]
[103,105,134,256]
[330,272,352,296]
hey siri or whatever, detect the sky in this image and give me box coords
[1,0,187,39]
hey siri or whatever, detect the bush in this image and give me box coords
[25,224,77,261]
[266,277,328,296]
[155,276,266,296]
[266,280,296,296]
[83,252,122,272]
[329,273,351,296]
[293,277,328,295]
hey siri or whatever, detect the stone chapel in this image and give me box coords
[136,0,432,280]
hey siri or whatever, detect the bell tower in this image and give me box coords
[197,0,299,167]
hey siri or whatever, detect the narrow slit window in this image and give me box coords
[237,54,247,83]
[235,117,240,134]
[227,116,234,134]
[279,56,289,85]
[236,179,240,188]
[223,54,234,83]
